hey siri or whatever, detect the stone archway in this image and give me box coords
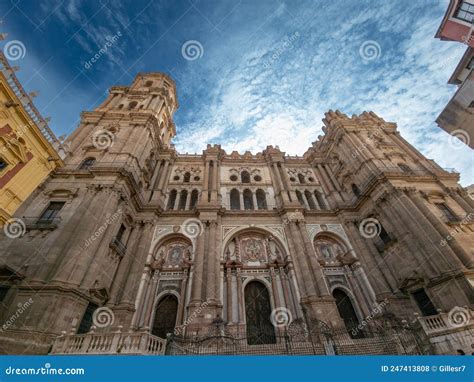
[332,288,361,337]
[151,294,179,338]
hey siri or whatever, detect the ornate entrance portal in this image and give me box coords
[244,281,276,345]
[152,295,178,339]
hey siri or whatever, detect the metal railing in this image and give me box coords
[22,216,61,230]
[110,237,127,256]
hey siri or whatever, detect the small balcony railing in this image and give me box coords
[110,237,127,256]
[22,216,61,230]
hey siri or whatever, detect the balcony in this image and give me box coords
[110,237,127,257]
[50,330,166,355]
[23,216,61,231]
[417,309,473,337]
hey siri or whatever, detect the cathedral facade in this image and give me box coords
[0,73,472,355]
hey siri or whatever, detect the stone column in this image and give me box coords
[177,270,189,326]
[343,219,395,295]
[51,188,111,285]
[298,222,330,297]
[236,267,244,323]
[449,189,473,213]
[211,160,219,202]
[189,224,207,305]
[380,197,440,278]
[288,222,317,296]
[226,267,233,323]
[252,192,258,210]
[283,223,308,299]
[119,222,155,306]
[141,270,160,329]
[272,163,290,203]
[206,221,218,302]
[402,191,471,268]
[269,266,282,308]
[109,223,143,305]
[351,262,377,309]
[79,191,123,288]
[202,160,210,199]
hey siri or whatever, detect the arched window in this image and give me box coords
[351,183,360,197]
[296,190,305,207]
[245,281,276,345]
[305,190,317,209]
[145,80,153,87]
[398,163,413,174]
[314,190,326,209]
[80,157,95,170]
[243,189,254,210]
[190,189,199,209]
[151,295,178,339]
[183,172,191,183]
[298,174,306,184]
[333,289,361,338]
[230,189,240,210]
[241,170,250,183]
[128,101,138,110]
[256,189,267,209]
[178,190,188,210]
[167,190,177,210]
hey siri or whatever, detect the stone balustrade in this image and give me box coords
[417,309,473,336]
[51,330,166,355]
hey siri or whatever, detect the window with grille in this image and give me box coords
[116,224,126,243]
[454,1,474,23]
[38,202,65,223]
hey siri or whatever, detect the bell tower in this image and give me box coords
[0,73,178,353]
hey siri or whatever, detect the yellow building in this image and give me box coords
[0,52,65,224]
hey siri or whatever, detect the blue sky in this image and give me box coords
[1,0,472,185]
